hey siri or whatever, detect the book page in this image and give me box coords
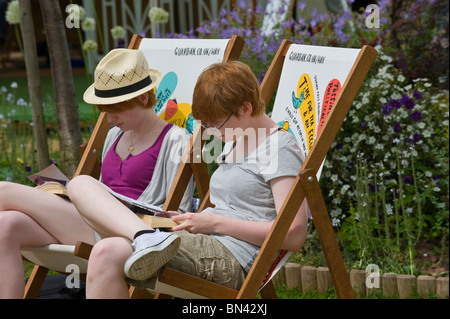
[27,164,70,186]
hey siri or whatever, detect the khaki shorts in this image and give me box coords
[166,230,247,290]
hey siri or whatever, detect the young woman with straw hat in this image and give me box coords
[0,49,192,298]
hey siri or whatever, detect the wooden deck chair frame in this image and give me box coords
[132,40,377,299]
[22,34,245,299]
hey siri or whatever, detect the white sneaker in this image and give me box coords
[124,230,180,281]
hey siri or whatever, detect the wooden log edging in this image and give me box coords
[274,263,449,299]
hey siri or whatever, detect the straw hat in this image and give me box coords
[83,49,162,105]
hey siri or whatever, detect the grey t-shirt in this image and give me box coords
[204,130,304,272]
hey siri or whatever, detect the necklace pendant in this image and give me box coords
[128,145,135,153]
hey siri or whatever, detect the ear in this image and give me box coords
[140,92,149,106]
[239,102,253,117]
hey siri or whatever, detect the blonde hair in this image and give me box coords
[97,88,157,113]
[192,61,264,124]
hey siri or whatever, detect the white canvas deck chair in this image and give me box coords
[129,40,377,299]
[21,34,244,299]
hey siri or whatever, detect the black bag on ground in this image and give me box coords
[25,274,86,299]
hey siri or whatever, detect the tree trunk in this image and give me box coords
[39,0,82,178]
[18,0,50,170]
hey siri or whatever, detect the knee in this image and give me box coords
[0,212,21,243]
[88,238,131,277]
[67,175,97,202]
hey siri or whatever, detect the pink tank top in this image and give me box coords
[101,123,173,200]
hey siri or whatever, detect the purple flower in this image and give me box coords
[404,137,412,143]
[413,133,421,143]
[382,103,392,115]
[361,122,367,129]
[410,110,422,121]
[413,90,422,100]
[401,95,415,109]
[237,0,246,9]
[230,10,243,23]
[403,175,413,184]
[433,174,441,180]
[298,2,306,11]
[210,21,219,30]
[255,4,263,14]
[389,99,401,109]
[393,122,402,133]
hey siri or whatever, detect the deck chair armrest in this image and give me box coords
[74,241,93,260]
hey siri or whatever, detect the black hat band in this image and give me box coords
[94,76,152,98]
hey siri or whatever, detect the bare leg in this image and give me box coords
[0,181,96,245]
[67,175,153,241]
[0,211,60,298]
[86,237,132,298]
[0,181,96,298]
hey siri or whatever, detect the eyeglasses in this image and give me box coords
[200,113,233,131]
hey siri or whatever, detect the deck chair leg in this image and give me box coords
[23,264,49,299]
[128,286,154,299]
[259,281,278,299]
[300,169,354,299]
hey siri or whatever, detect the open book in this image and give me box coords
[27,164,70,199]
[28,164,179,229]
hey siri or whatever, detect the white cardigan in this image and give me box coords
[100,125,194,213]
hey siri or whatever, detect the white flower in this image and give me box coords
[111,26,126,39]
[82,39,98,52]
[10,82,18,89]
[5,0,20,25]
[367,136,376,145]
[331,217,341,227]
[82,17,96,31]
[385,203,393,215]
[148,7,169,24]
[16,98,27,107]
[341,184,350,195]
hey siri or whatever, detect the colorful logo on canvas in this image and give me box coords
[155,71,196,133]
[159,98,196,133]
[293,74,315,152]
[318,79,341,133]
[277,120,296,142]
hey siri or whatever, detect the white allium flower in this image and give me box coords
[82,17,96,31]
[111,26,126,39]
[148,7,169,24]
[83,39,98,52]
[5,0,20,25]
